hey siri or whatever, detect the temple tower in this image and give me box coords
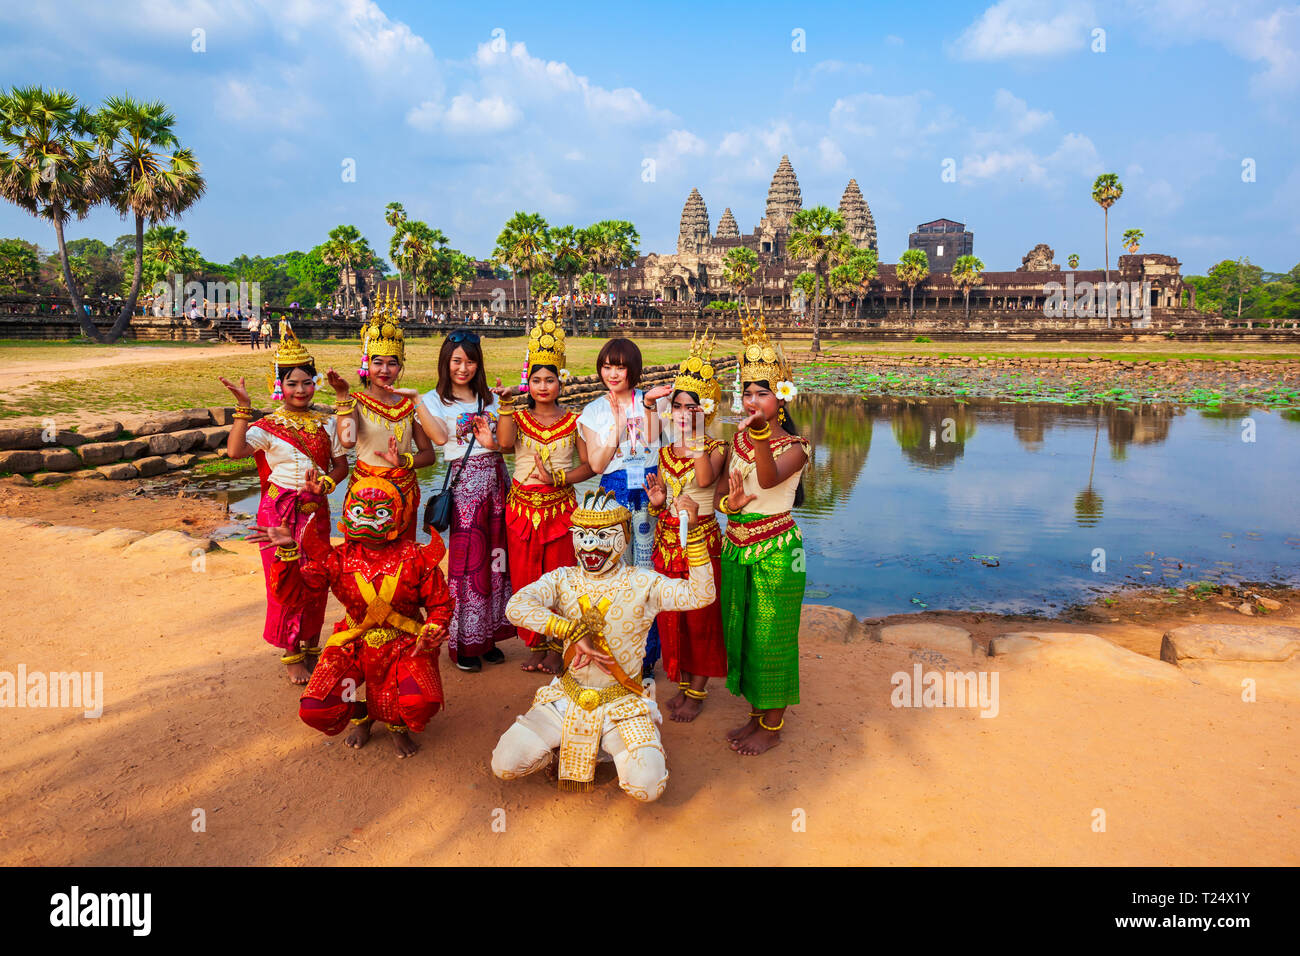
[838,178,878,252]
[677,187,710,255]
[715,207,739,239]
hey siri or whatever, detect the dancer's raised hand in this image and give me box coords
[218,375,250,407]
[727,468,754,512]
[377,435,401,467]
[644,471,666,508]
[326,368,352,399]
[248,523,294,547]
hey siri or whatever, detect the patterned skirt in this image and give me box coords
[653,513,726,681]
[255,482,330,652]
[721,511,805,709]
[444,453,514,661]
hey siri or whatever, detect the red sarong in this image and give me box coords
[298,633,443,734]
[653,513,726,681]
[505,480,576,647]
[255,483,331,651]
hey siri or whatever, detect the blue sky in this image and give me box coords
[1,0,1297,275]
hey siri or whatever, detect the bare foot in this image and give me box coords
[521,650,549,672]
[286,659,311,685]
[726,715,760,745]
[539,649,562,674]
[664,687,687,716]
[736,724,781,756]
[391,730,420,759]
[344,719,372,749]
[671,695,703,723]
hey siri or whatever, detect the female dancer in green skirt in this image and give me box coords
[715,314,808,756]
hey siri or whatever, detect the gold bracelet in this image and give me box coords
[748,422,772,441]
[543,615,572,642]
[334,398,355,413]
[498,407,515,417]
[317,475,336,494]
[683,687,708,700]
[552,467,565,488]
[275,544,300,562]
[280,650,306,664]
[757,716,784,732]
[399,452,415,469]
[233,410,254,422]
[719,494,735,515]
[686,538,710,567]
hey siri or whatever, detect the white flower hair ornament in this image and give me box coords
[559,368,572,383]
[775,380,798,401]
[700,397,716,415]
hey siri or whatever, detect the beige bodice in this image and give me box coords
[511,409,579,484]
[728,431,809,515]
[658,439,724,514]
[353,392,416,467]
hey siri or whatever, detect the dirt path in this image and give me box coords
[0,524,1294,866]
[4,344,250,389]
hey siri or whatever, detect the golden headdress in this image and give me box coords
[671,329,722,421]
[738,309,791,386]
[270,326,314,397]
[526,297,567,371]
[361,289,406,365]
[570,488,631,530]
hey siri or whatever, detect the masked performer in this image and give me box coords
[491,489,715,802]
[326,290,436,541]
[220,330,349,685]
[490,303,595,675]
[643,331,727,722]
[717,313,809,757]
[252,474,453,759]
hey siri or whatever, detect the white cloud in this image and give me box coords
[818,136,847,170]
[993,89,1053,134]
[951,0,1095,60]
[959,132,1100,186]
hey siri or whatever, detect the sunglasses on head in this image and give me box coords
[448,330,480,345]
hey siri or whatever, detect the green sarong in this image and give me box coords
[722,512,805,709]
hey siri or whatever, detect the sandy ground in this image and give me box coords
[6,343,252,389]
[0,522,1295,866]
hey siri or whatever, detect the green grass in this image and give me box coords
[194,456,256,475]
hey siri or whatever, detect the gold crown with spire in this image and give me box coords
[738,308,790,385]
[526,297,567,370]
[672,329,722,419]
[570,488,632,530]
[361,289,405,363]
[273,325,313,368]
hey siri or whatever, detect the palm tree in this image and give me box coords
[142,225,200,289]
[951,254,985,320]
[95,95,205,340]
[897,248,930,318]
[385,201,407,304]
[1092,173,1123,325]
[1123,228,1143,254]
[0,86,114,340]
[1068,253,1079,269]
[722,246,758,321]
[547,225,584,329]
[321,224,365,314]
[828,262,857,322]
[496,211,549,316]
[849,249,879,319]
[788,205,846,352]
[531,271,558,302]
[606,219,639,305]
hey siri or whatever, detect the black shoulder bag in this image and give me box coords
[423,398,481,533]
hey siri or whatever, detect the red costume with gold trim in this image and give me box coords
[505,408,580,647]
[269,475,452,736]
[652,440,727,681]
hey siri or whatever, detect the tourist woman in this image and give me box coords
[219,329,348,684]
[397,329,514,672]
[717,317,809,756]
[643,333,727,721]
[491,303,595,674]
[577,337,671,676]
[326,291,436,541]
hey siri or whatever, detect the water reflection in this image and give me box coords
[189,393,1300,618]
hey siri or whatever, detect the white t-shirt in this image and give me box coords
[245,417,344,489]
[421,392,500,459]
[578,389,661,475]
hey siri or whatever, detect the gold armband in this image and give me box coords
[686,537,711,567]
[275,544,301,562]
[543,615,573,642]
[399,452,415,469]
[552,467,566,488]
[233,406,255,422]
[718,494,736,515]
[334,398,356,413]
[498,406,516,417]
[748,422,772,441]
[317,474,336,494]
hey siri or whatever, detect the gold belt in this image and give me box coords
[362,626,408,648]
[561,670,631,712]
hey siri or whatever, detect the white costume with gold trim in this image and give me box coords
[492,547,714,802]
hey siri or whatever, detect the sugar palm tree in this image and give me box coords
[322,224,367,314]
[1123,228,1143,254]
[951,254,985,320]
[385,201,407,304]
[722,246,759,320]
[828,262,857,321]
[496,211,549,315]
[1092,173,1123,325]
[531,271,558,302]
[897,248,930,318]
[788,205,846,352]
[849,249,879,319]
[606,219,639,305]
[547,224,584,331]
[142,225,200,288]
[0,85,114,340]
[1067,253,1079,269]
[95,94,205,340]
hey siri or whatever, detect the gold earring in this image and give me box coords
[778,407,787,424]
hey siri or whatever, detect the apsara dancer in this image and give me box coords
[493,301,595,675]
[643,331,727,721]
[219,329,348,685]
[327,290,435,541]
[716,313,809,756]
[252,474,454,759]
[491,489,715,802]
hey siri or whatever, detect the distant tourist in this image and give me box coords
[248,314,260,349]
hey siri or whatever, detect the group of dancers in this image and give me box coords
[229,291,809,800]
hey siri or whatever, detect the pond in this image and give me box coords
[180,393,1300,618]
